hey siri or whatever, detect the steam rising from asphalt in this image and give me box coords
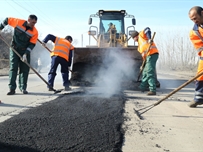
[94,49,136,97]
[31,42,52,73]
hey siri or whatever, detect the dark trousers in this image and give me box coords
[9,48,30,91]
[194,80,203,102]
[48,56,70,88]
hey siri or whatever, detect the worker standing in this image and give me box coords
[188,6,203,107]
[131,27,159,95]
[42,34,74,91]
[0,15,38,95]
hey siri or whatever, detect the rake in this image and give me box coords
[134,70,203,120]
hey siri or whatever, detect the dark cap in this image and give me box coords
[65,35,73,41]
[131,31,139,38]
[108,22,113,26]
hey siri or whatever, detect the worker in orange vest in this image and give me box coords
[42,34,74,91]
[131,27,159,95]
[0,15,38,95]
[188,6,203,107]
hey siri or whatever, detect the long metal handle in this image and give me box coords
[37,39,52,53]
[154,71,203,106]
[138,69,203,115]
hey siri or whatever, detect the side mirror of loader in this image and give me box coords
[132,18,136,25]
[88,18,92,25]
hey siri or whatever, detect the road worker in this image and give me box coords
[0,15,38,95]
[42,34,74,91]
[188,6,203,107]
[131,27,159,95]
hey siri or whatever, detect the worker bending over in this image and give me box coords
[42,34,74,91]
[131,27,159,95]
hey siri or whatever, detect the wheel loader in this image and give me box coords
[70,10,144,88]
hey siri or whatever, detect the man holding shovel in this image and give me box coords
[188,6,203,107]
[0,15,38,95]
[131,27,159,95]
[41,34,74,91]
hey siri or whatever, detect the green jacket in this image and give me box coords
[0,17,38,54]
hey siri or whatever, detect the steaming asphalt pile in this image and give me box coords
[0,92,125,152]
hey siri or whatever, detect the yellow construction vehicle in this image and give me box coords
[70,10,142,87]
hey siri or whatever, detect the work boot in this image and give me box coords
[7,90,15,95]
[64,86,71,91]
[147,91,156,95]
[188,100,203,108]
[156,81,160,88]
[21,90,28,94]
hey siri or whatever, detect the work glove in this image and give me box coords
[141,52,146,60]
[148,39,153,44]
[22,54,27,62]
[41,42,46,47]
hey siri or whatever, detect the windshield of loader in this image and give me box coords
[99,13,125,35]
[101,20,122,34]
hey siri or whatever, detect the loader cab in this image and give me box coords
[88,10,136,46]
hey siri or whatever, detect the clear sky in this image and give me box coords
[0,0,203,46]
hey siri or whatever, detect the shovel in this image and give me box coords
[0,35,62,94]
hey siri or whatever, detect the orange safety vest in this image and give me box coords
[51,37,74,61]
[138,30,159,59]
[8,17,38,45]
[190,26,203,81]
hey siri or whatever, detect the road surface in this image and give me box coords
[0,70,203,151]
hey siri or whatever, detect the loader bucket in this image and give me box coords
[70,46,142,89]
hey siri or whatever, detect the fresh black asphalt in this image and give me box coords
[0,92,126,152]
